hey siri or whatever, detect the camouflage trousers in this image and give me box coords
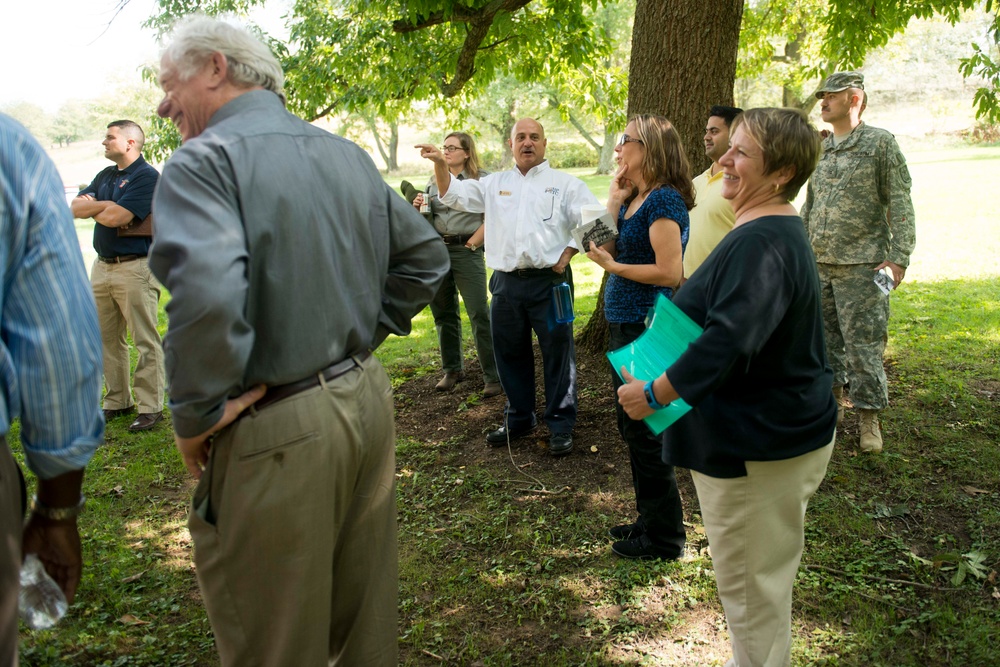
[817,263,889,411]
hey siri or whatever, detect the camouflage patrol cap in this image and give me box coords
[815,71,865,98]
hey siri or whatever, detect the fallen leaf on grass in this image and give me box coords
[120,571,146,584]
[961,486,990,496]
[118,614,150,625]
[590,445,598,453]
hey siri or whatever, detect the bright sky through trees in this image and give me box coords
[0,0,160,111]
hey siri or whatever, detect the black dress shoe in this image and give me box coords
[128,412,163,432]
[548,432,573,456]
[102,406,134,421]
[611,534,680,561]
[608,521,644,541]
[486,422,536,446]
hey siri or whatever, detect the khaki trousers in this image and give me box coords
[692,438,835,667]
[189,355,398,667]
[90,257,164,414]
[0,440,20,666]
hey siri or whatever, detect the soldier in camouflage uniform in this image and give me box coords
[801,71,916,453]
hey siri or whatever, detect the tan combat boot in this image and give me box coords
[859,409,883,453]
[832,386,845,426]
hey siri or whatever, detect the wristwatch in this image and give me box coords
[644,380,668,410]
[31,495,86,521]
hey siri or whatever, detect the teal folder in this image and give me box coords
[606,293,703,435]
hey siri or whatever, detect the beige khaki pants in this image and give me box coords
[90,257,164,414]
[692,438,835,667]
[189,355,398,667]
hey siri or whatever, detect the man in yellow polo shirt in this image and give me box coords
[683,105,742,278]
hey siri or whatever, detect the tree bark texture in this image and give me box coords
[576,0,745,355]
[628,0,744,174]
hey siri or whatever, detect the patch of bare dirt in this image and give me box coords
[394,344,698,509]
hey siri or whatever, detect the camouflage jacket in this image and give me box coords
[801,122,916,267]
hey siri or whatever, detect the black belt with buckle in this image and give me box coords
[252,351,372,413]
[97,254,143,263]
[440,234,472,246]
[504,267,556,278]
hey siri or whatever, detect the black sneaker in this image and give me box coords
[608,522,644,541]
[485,422,537,446]
[611,534,680,561]
[548,432,573,456]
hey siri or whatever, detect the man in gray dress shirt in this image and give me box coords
[150,16,447,667]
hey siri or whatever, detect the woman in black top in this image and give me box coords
[618,108,836,667]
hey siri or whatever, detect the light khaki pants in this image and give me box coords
[0,439,20,667]
[692,438,835,667]
[90,257,164,414]
[189,355,398,667]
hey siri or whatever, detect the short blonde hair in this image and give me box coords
[730,108,821,201]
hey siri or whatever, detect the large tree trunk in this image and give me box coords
[577,0,745,355]
[596,125,617,174]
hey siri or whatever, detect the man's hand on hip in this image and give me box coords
[175,384,266,478]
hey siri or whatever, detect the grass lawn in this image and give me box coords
[11,147,1000,665]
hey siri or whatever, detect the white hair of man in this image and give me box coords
[163,15,285,103]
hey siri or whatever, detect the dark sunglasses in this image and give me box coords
[617,133,643,147]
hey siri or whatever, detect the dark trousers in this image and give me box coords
[609,321,686,556]
[489,266,576,434]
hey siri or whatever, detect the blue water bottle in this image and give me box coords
[552,282,574,324]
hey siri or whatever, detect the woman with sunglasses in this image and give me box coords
[585,115,694,560]
[413,132,501,397]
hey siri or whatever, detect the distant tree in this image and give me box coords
[1,102,52,145]
[49,101,97,147]
[361,111,400,173]
[89,78,165,131]
[545,0,631,174]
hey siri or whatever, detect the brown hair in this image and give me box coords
[730,108,821,201]
[629,114,695,210]
[445,132,482,181]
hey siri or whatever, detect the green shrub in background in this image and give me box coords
[545,142,598,169]
[479,143,599,171]
[478,147,509,172]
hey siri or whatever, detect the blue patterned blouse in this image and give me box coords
[604,185,690,323]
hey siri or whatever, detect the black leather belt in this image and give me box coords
[441,234,472,246]
[503,267,556,278]
[97,254,143,263]
[252,351,372,413]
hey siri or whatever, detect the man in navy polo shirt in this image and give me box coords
[72,120,165,432]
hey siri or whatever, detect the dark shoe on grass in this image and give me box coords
[611,534,680,561]
[128,411,163,432]
[486,421,536,446]
[608,521,644,541]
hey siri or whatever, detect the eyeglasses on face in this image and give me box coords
[617,133,643,147]
[441,145,466,153]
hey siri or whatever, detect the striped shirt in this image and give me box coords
[0,114,104,479]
